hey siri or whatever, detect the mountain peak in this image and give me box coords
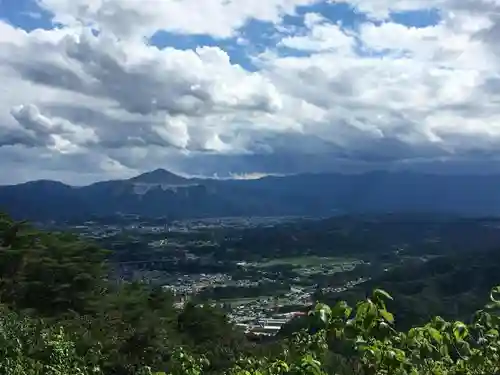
[129,169,188,184]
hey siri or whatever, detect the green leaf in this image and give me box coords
[486,328,499,339]
[373,289,393,301]
[490,286,500,304]
[379,309,394,324]
[362,308,377,331]
[427,327,443,343]
[315,303,332,325]
[355,301,370,322]
[439,344,449,357]
[331,300,352,319]
[408,328,418,340]
[486,302,500,310]
[453,321,469,341]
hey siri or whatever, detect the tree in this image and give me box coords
[2,212,500,375]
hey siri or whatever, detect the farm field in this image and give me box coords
[254,256,360,268]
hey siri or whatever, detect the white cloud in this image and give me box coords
[0,21,284,156]
[279,13,355,52]
[4,28,282,116]
[327,0,440,19]
[1,0,500,183]
[358,14,496,71]
[10,104,98,150]
[37,0,321,38]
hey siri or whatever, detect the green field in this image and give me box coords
[218,296,274,306]
[254,256,358,268]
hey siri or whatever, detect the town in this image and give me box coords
[46,215,371,336]
[43,214,500,337]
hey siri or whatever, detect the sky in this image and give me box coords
[0,0,500,185]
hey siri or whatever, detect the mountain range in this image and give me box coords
[2,169,500,221]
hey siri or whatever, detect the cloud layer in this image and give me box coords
[1,0,500,184]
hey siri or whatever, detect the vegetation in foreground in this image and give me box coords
[1,213,500,374]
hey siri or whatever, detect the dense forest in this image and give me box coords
[1,212,500,374]
[327,244,500,330]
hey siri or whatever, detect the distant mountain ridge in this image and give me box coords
[3,170,500,221]
[128,168,193,185]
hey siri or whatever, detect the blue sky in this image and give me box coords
[0,0,53,30]
[1,0,442,69]
[0,0,499,184]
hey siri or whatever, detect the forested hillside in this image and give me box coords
[1,212,500,374]
[328,246,500,330]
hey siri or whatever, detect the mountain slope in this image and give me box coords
[127,168,199,186]
[2,170,500,221]
[333,245,500,330]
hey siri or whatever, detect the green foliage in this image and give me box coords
[0,214,269,374]
[0,309,101,375]
[0,214,108,316]
[1,213,500,375]
[223,287,500,375]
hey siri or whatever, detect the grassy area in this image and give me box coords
[218,296,274,306]
[254,256,358,268]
